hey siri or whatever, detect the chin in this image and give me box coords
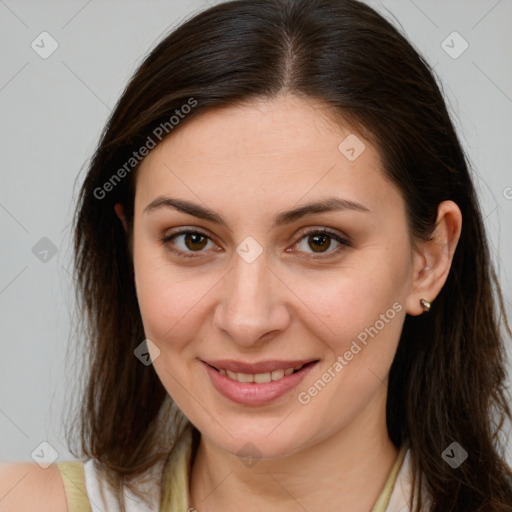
[193,413,324,461]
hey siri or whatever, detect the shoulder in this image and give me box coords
[0,461,68,512]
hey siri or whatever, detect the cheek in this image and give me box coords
[135,266,213,350]
[133,238,199,348]
[291,264,407,424]
[292,253,409,351]
[132,247,210,405]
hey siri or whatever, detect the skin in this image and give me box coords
[114,94,461,512]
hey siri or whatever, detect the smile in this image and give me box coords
[212,363,306,383]
[202,359,319,405]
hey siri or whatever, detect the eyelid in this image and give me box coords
[294,226,350,243]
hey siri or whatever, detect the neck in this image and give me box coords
[189,385,399,512]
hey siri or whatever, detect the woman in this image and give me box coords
[1,0,511,510]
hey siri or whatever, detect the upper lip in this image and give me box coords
[203,359,318,374]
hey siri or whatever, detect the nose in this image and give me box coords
[213,247,291,347]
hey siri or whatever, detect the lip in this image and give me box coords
[202,359,319,406]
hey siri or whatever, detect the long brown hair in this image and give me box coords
[68,0,512,509]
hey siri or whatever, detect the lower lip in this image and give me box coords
[202,361,318,406]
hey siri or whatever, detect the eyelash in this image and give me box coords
[160,228,351,260]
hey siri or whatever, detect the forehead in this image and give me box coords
[134,94,400,219]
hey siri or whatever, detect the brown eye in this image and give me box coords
[308,233,332,253]
[183,233,208,251]
[161,230,216,257]
[294,229,351,258]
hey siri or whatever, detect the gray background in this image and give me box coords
[1,0,511,466]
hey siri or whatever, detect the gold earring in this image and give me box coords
[420,298,431,313]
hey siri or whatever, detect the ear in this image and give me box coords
[405,200,462,316]
[114,202,128,233]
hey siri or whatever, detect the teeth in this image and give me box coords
[218,364,306,383]
[254,372,272,383]
[237,372,254,383]
[271,369,285,380]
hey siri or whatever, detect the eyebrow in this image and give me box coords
[143,195,370,228]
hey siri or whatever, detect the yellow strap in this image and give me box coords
[370,444,408,512]
[56,461,92,512]
[160,425,194,511]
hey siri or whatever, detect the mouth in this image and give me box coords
[205,361,317,384]
[201,359,320,406]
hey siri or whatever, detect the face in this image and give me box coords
[132,94,416,458]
